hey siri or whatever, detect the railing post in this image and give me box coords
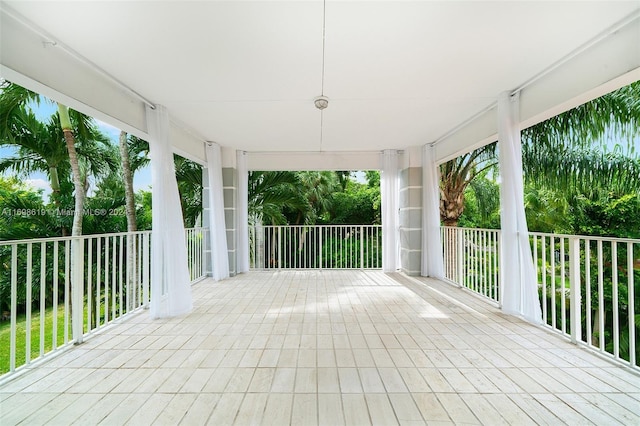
[360,225,364,269]
[202,228,207,279]
[319,227,324,270]
[456,228,464,286]
[9,245,17,372]
[628,242,636,367]
[569,236,581,344]
[72,238,85,344]
[143,233,150,308]
[278,226,282,269]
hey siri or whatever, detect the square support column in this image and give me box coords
[399,161,423,276]
[222,166,238,276]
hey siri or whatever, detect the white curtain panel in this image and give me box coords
[421,145,444,278]
[146,105,193,318]
[236,150,249,273]
[381,149,399,272]
[497,92,542,324]
[205,143,230,281]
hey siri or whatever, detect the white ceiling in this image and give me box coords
[4,1,639,154]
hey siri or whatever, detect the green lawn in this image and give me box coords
[0,306,71,375]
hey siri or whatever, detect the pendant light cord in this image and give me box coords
[319,0,327,151]
[321,0,327,96]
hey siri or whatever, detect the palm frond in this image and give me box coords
[523,81,640,151]
[523,144,640,198]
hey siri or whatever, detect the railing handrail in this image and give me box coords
[441,226,501,233]
[442,226,639,244]
[529,231,640,244]
[253,224,381,229]
[0,230,152,246]
[0,227,208,247]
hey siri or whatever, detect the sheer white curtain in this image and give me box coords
[205,143,230,281]
[146,105,192,318]
[236,150,249,273]
[381,150,399,272]
[497,92,542,324]
[421,145,444,278]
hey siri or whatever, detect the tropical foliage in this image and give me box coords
[0,80,204,238]
[0,82,204,327]
[450,82,640,232]
[449,81,640,366]
[248,171,382,269]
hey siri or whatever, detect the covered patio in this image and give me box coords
[2,271,639,425]
[1,1,640,423]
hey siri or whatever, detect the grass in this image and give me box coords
[0,306,71,375]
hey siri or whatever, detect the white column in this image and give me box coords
[381,149,399,272]
[236,150,249,273]
[421,145,444,278]
[147,105,192,318]
[205,143,230,281]
[497,92,542,324]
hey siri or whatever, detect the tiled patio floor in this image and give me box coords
[1,271,639,425]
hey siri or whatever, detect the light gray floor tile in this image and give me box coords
[2,271,638,426]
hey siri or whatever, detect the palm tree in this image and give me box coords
[439,144,497,226]
[248,171,304,267]
[248,171,302,226]
[522,140,640,198]
[57,105,84,237]
[521,81,640,196]
[174,155,203,228]
[0,107,70,210]
[0,81,115,237]
[335,171,351,191]
[294,171,339,225]
[440,80,640,226]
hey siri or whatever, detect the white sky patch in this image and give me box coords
[24,178,52,202]
[134,167,152,192]
[95,119,122,141]
[352,170,367,184]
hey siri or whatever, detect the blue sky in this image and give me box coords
[1,98,152,202]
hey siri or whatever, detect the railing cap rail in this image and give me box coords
[529,231,640,244]
[441,226,501,233]
[254,224,381,229]
[441,226,639,244]
[0,227,208,247]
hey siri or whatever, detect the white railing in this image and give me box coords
[441,226,639,371]
[530,232,639,370]
[441,226,501,303]
[0,227,207,379]
[250,225,382,269]
[186,227,207,283]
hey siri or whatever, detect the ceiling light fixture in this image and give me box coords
[314,96,329,110]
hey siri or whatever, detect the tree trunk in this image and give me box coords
[58,105,84,236]
[58,103,85,344]
[439,185,465,227]
[49,166,61,201]
[119,131,137,232]
[119,131,138,309]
